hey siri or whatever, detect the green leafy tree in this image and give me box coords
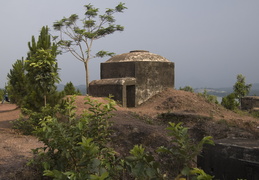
[63,81,81,95]
[7,58,27,106]
[27,26,59,59]
[26,49,60,106]
[221,93,239,110]
[222,74,251,110]
[233,74,252,103]
[53,3,127,94]
[26,26,60,109]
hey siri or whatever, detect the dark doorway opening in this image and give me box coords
[126,85,135,107]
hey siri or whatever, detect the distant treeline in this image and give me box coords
[56,83,259,97]
[57,84,86,95]
[195,83,259,97]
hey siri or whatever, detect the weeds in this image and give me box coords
[198,89,218,104]
[22,97,214,179]
[130,112,154,125]
[157,122,214,179]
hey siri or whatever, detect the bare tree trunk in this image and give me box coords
[85,61,89,95]
[44,94,47,107]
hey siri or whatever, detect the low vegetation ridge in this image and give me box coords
[194,83,259,97]
[54,83,259,97]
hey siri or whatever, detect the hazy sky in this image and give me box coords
[1,0,259,89]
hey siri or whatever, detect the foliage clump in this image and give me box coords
[7,26,62,111]
[179,86,194,93]
[26,97,214,180]
[198,89,218,104]
[221,74,252,110]
[221,93,239,110]
[180,86,218,104]
[30,96,119,179]
[6,58,27,106]
[157,122,214,179]
[233,74,252,103]
[63,81,81,95]
[12,105,60,135]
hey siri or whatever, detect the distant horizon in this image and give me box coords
[2,82,258,90]
[55,82,259,90]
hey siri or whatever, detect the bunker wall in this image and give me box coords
[89,84,123,103]
[135,61,174,105]
[101,62,135,79]
[198,139,259,180]
[241,96,259,110]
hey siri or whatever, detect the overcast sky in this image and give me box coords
[1,0,259,89]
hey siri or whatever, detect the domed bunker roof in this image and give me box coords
[105,50,170,63]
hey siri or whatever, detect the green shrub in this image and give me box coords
[63,81,81,95]
[12,104,60,135]
[157,122,214,179]
[28,97,214,180]
[124,145,162,179]
[123,123,214,179]
[179,86,194,93]
[198,89,218,104]
[251,110,259,118]
[30,96,122,180]
[221,93,239,110]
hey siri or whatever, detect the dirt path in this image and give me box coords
[0,104,43,179]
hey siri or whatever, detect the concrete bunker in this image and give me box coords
[89,50,174,107]
[241,96,259,111]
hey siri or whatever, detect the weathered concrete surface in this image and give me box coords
[135,61,174,105]
[106,50,170,62]
[241,96,259,111]
[89,50,174,107]
[198,138,259,180]
[89,78,136,107]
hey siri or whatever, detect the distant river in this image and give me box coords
[217,97,222,104]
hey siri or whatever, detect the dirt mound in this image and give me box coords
[130,89,259,132]
[132,89,246,119]
[70,95,124,114]
[72,88,259,156]
[138,88,222,115]
[69,89,259,146]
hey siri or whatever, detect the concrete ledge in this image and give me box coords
[198,138,259,180]
[90,78,136,85]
